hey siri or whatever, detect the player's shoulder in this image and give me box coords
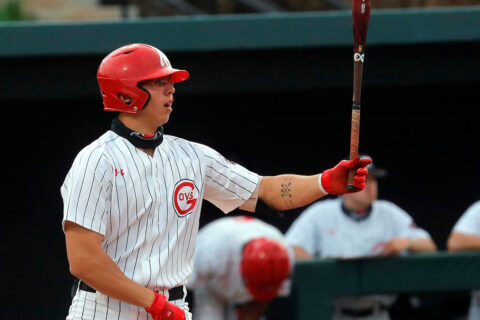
[163,135,215,155]
[163,134,188,145]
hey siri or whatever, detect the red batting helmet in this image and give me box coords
[241,238,291,301]
[97,43,189,113]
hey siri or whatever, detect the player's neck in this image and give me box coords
[111,117,164,152]
[118,113,158,135]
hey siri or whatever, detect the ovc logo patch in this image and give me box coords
[173,179,199,217]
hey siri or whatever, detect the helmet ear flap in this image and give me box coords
[98,78,149,113]
[116,92,133,106]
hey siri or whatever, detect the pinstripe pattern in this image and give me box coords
[61,130,260,319]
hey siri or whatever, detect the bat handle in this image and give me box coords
[346,105,361,191]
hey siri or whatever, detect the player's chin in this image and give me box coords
[156,113,171,126]
[162,115,171,125]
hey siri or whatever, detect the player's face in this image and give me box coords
[345,173,378,209]
[140,76,175,127]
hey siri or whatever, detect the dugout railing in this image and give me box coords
[281,251,480,319]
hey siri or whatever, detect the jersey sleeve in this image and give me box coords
[198,144,260,214]
[61,146,113,235]
[285,203,322,256]
[382,201,431,240]
[453,201,480,236]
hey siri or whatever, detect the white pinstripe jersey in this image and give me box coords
[61,130,260,314]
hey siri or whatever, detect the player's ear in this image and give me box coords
[117,93,133,106]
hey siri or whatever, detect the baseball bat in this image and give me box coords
[346,0,371,191]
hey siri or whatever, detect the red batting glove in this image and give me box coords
[146,292,186,320]
[319,157,371,195]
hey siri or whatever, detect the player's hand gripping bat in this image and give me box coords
[346,0,371,191]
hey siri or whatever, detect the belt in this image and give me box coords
[73,279,185,301]
[340,305,388,318]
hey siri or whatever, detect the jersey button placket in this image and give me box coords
[152,156,161,226]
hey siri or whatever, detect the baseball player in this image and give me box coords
[61,43,372,320]
[187,216,293,320]
[447,200,480,320]
[286,155,437,320]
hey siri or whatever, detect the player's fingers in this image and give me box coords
[352,176,366,190]
[340,157,360,170]
[354,174,366,184]
[356,167,369,176]
[357,158,372,168]
[351,182,365,191]
[353,177,366,185]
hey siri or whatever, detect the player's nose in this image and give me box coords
[166,82,175,95]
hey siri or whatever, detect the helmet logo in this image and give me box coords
[156,49,171,67]
[173,179,199,217]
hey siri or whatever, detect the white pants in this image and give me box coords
[67,286,191,320]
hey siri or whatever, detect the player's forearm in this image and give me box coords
[69,248,155,308]
[447,232,480,251]
[258,174,326,211]
[408,238,437,253]
[65,222,155,308]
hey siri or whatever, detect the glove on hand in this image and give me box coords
[146,292,186,320]
[320,157,371,195]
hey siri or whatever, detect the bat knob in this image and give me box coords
[345,184,360,192]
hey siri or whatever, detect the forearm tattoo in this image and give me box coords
[280,177,295,209]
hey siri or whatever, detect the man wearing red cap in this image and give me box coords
[61,43,371,320]
[187,216,293,320]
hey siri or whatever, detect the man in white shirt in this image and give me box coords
[286,155,437,320]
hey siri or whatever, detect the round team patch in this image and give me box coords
[173,179,199,217]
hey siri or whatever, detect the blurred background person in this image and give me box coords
[285,155,437,320]
[187,216,294,320]
[447,200,480,320]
